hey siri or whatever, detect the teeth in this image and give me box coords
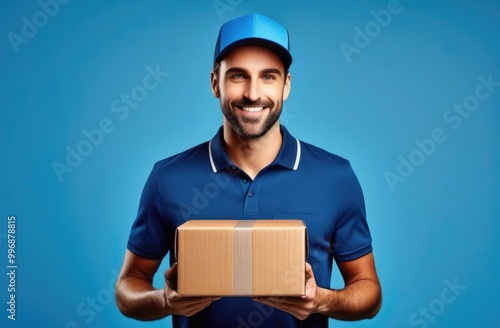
[242,107,264,112]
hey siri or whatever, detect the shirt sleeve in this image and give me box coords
[331,163,373,262]
[127,163,169,260]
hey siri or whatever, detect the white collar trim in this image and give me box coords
[208,138,301,172]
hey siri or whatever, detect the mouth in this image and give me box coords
[233,103,271,113]
[240,106,266,112]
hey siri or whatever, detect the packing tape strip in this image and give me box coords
[232,220,256,295]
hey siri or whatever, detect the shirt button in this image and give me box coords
[248,191,253,197]
[243,179,247,183]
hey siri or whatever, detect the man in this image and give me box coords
[116,13,381,327]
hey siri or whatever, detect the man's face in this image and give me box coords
[211,45,291,139]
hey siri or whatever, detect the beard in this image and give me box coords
[221,97,282,139]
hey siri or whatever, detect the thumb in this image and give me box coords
[305,262,314,281]
[302,262,316,300]
[165,262,178,290]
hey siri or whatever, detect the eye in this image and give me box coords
[230,73,245,79]
[262,74,276,81]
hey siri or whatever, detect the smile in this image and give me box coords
[240,106,266,112]
[243,107,264,112]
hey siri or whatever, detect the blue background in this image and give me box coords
[1,0,499,327]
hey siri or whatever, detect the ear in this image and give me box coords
[211,71,220,98]
[282,72,291,101]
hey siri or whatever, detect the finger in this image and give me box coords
[302,262,317,300]
[255,298,305,320]
[168,292,221,311]
[305,262,314,280]
[165,262,178,280]
[259,296,306,306]
[170,297,220,317]
[170,296,220,308]
[165,263,178,290]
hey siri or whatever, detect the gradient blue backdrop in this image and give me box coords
[1,0,499,327]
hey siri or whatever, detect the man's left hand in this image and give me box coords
[253,262,323,320]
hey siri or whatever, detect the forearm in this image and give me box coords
[115,276,168,321]
[316,279,381,321]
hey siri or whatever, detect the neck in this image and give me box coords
[223,122,282,180]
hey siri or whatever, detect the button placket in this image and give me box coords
[242,174,264,216]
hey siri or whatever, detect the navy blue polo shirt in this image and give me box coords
[127,125,372,328]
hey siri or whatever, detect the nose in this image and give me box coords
[243,78,260,102]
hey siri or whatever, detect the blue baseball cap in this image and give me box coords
[214,13,292,69]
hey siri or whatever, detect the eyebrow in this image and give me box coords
[261,68,283,76]
[225,67,283,76]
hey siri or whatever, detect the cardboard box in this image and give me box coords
[176,220,308,296]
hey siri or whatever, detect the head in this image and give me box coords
[211,14,292,139]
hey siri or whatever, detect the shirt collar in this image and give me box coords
[208,125,301,173]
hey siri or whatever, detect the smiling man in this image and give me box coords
[116,13,381,327]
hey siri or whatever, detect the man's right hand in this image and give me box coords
[164,262,221,317]
[116,250,221,320]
